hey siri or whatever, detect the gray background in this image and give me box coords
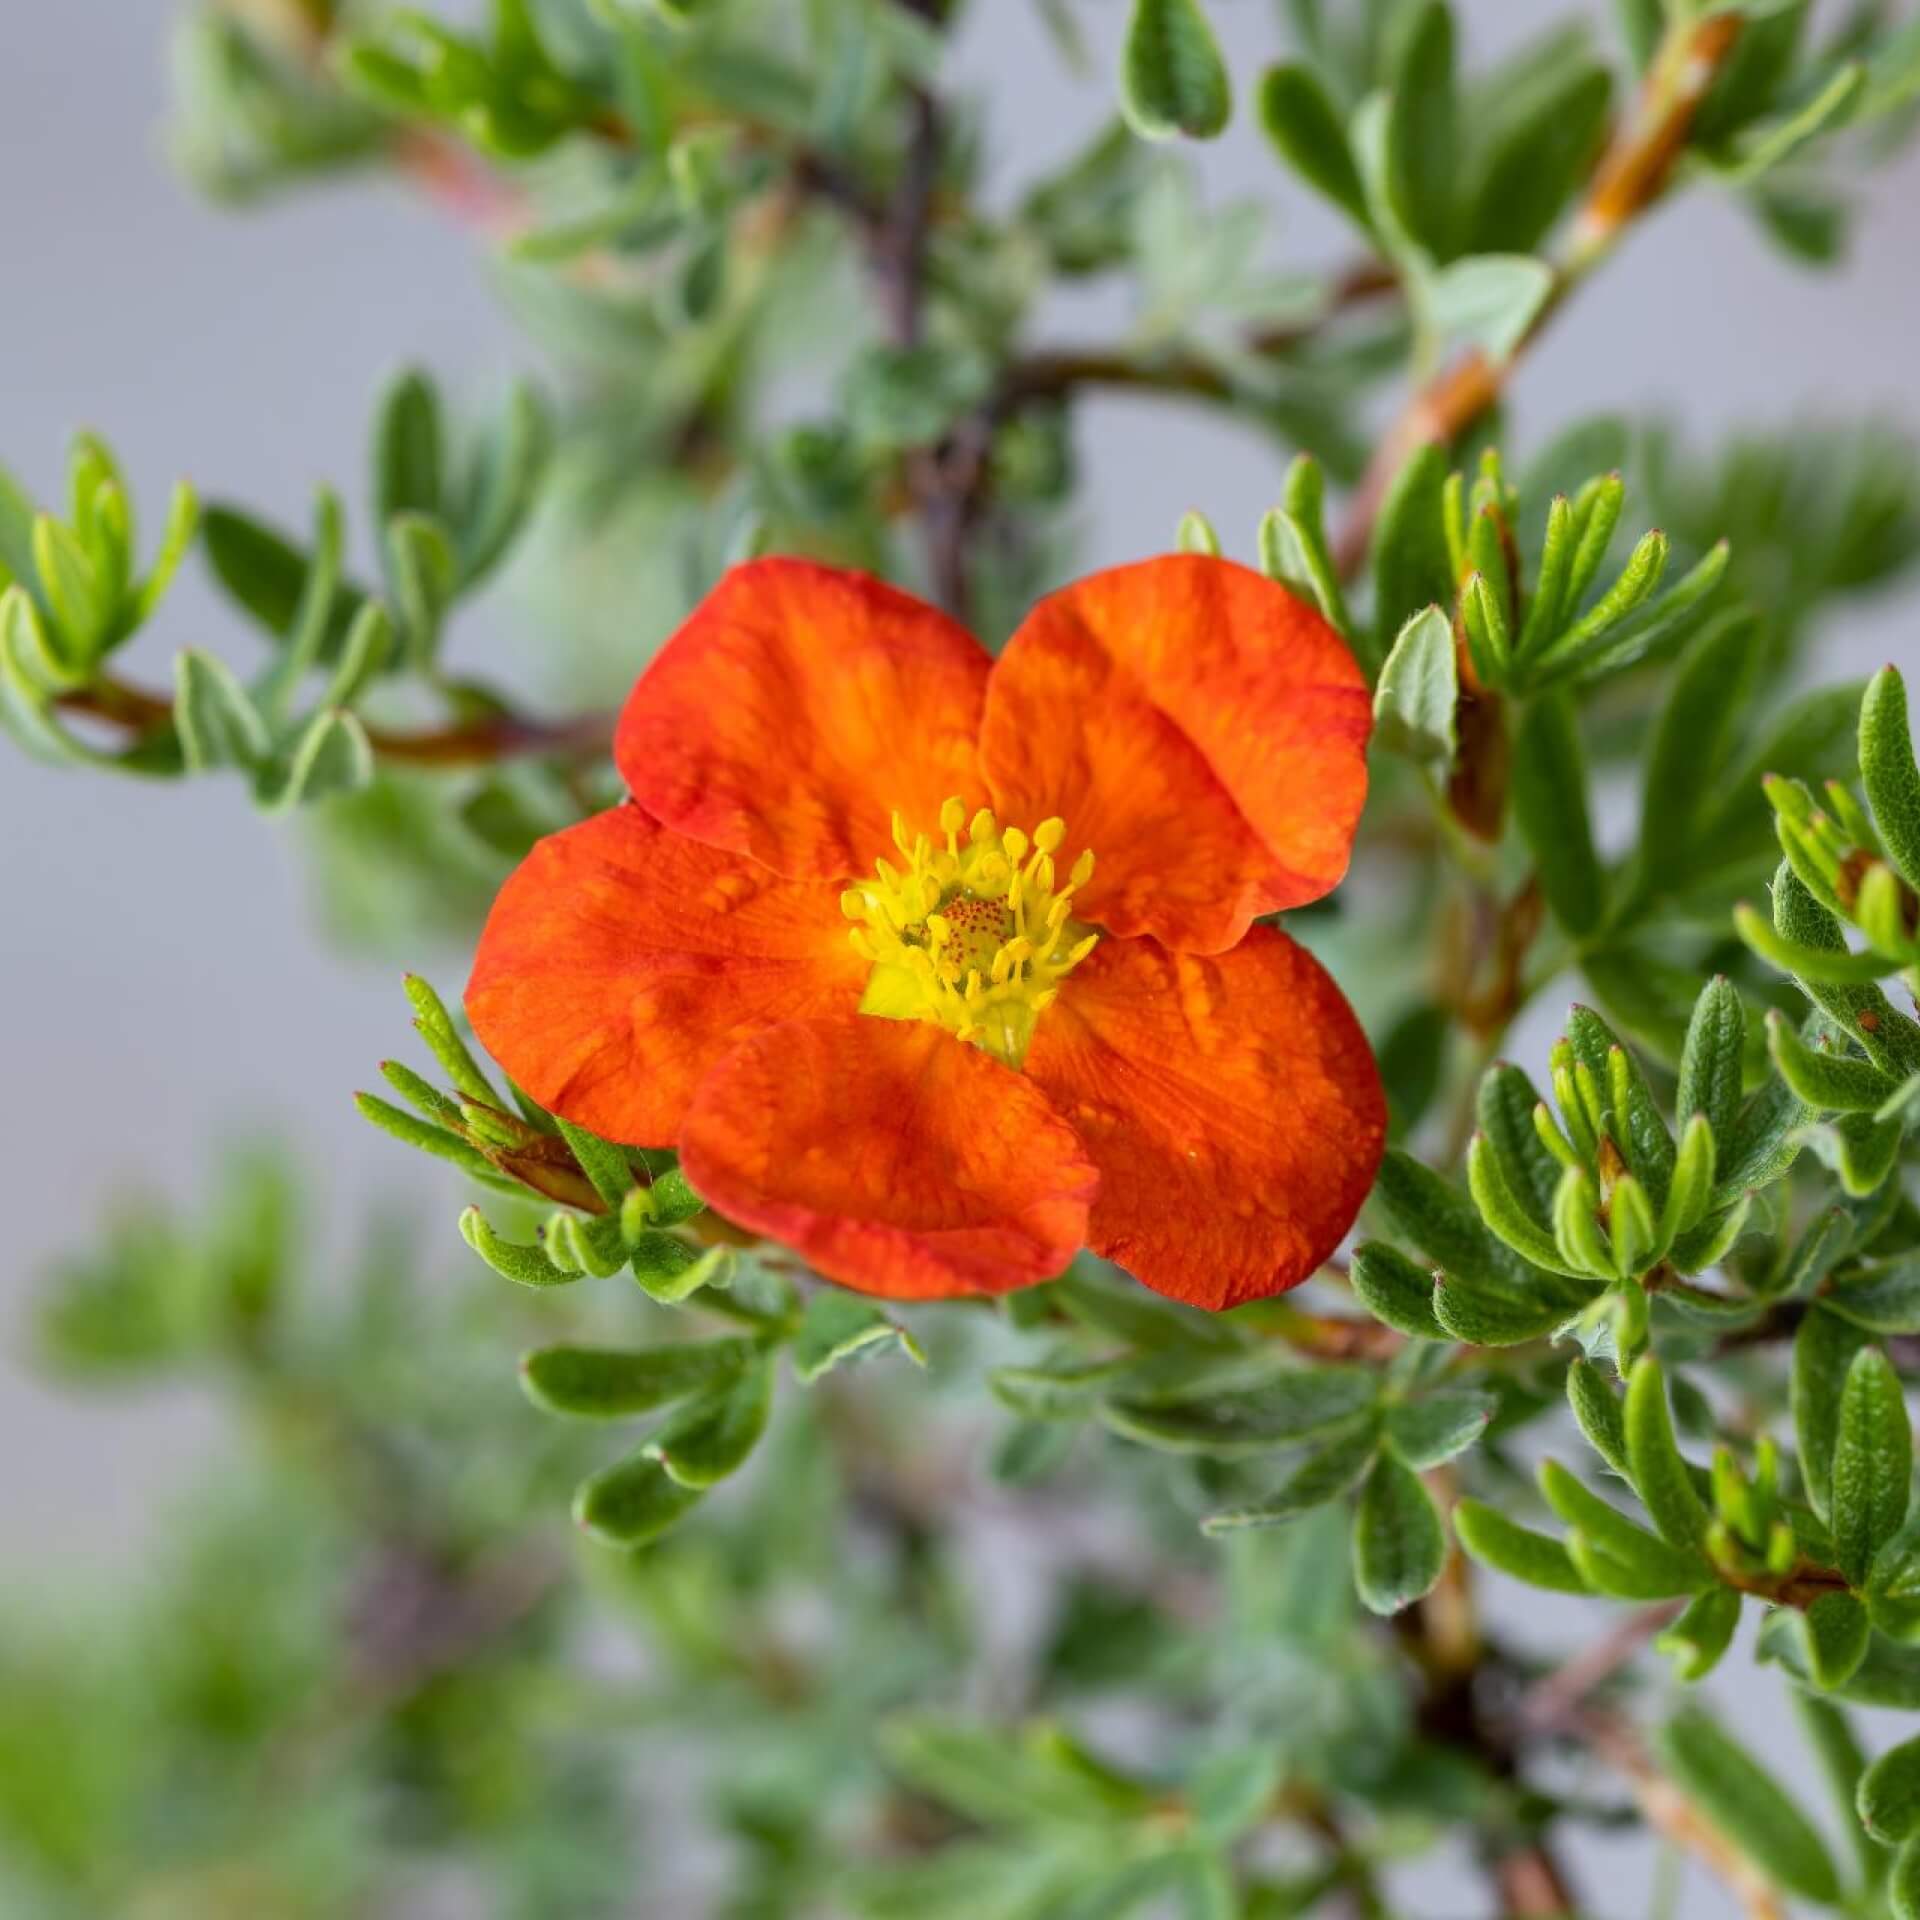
[3,2,1918,1912]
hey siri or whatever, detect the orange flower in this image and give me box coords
[467,554,1385,1309]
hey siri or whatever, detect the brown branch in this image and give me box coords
[1514,1604,1788,1920]
[56,673,615,771]
[1331,10,1746,580]
[1514,1600,1684,1739]
[1577,1710,1789,1920]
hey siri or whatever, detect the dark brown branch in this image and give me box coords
[56,673,615,771]
[1331,11,1746,579]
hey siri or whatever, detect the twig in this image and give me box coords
[1331,11,1746,579]
[1515,1605,1788,1920]
[56,673,615,770]
[1514,1600,1684,1738]
[1576,1709,1788,1920]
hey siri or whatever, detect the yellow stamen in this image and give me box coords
[845,793,1099,1068]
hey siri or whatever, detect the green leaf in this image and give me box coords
[1378,999,1450,1140]
[791,1291,926,1384]
[259,707,373,810]
[1803,1590,1870,1691]
[1831,1344,1912,1586]
[1759,1607,1920,1710]
[32,514,109,664]
[1187,1747,1283,1846]
[1256,62,1370,230]
[1453,1498,1589,1593]
[1376,1149,1546,1292]
[1372,605,1457,769]
[1795,1695,1876,1882]
[1351,1451,1446,1615]
[877,1718,1126,1830]
[373,367,444,527]
[458,1206,573,1287]
[519,1339,757,1419]
[1895,1826,1920,1909]
[573,1449,704,1547]
[1199,1422,1379,1533]
[1054,1268,1240,1352]
[1624,1356,1711,1554]
[1120,0,1231,141]
[1511,692,1605,936]
[1550,543,1734,689]
[1736,903,1891,986]
[317,600,393,709]
[1384,1389,1494,1469]
[201,502,365,659]
[550,1115,635,1211]
[1462,56,1611,255]
[647,1356,773,1489]
[1825,1259,1920,1335]
[132,479,199,624]
[1862,666,1920,891]
[1383,0,1457,254]
[352,1091,508,1188]
[1476,1064,1562,1228]
[1104,1368,1378,1457]
[1258,455,1352,634]
[456,380,551,589]
[1468,1136,1592,1280]
[1797,1110,1907,1198]
[1656,1586,1740,1682]
[1794,1306,1871,1526]
[1370,443,1454,671]
[1538,1459,1709,1595]
[1860,1733,1920,1845]
[844,344,993,452]
[1431,1270,1570,1347]
[1657,1708,1840,1906]
[628,1234,729,1305]
[641,1167,705,1229]
[1770,865,1920,1081]
[1766,1008,1897,1110]
[173,648,268,771]
[1634,604,1759,893]
[1719,59,1864,183]
[1567,1357,1630,1477]
[385,512,456,668]
[1678,976,1748,1147]
[1714,1061,1808,1207]
[1348,1241,1445,1339]
[404,974,498,1106]
[1422,254,1554,362]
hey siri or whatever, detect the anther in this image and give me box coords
[1034,817,1066,853]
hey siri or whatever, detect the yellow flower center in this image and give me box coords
[842,796,1098,1068]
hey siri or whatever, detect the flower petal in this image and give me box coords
[465,804,865,1146]
[679,1016,1097,1300]
[1025,928,1385,1309]
[616,558,990,881]
[981,555,1371,952]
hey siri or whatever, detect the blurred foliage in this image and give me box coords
[9,0,1920,1915]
